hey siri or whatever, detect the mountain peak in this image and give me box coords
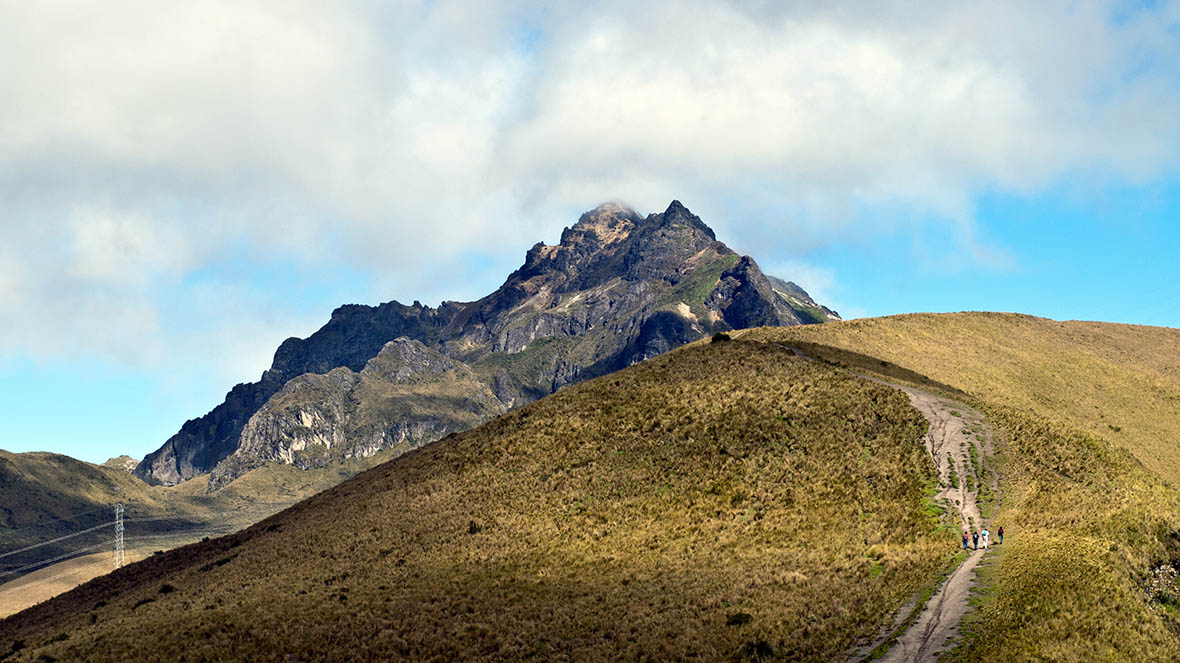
[561,202,642,247]
[135,199,835,488]
[590,200,634,215]
[646,199,716,241]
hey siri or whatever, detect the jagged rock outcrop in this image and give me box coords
[136,201,839,489]
[765,275,841,323]
[208,338,504,489]
[708,256,801,329]
[134,301,460,485]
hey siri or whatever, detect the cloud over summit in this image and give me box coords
[2,0,1179,378]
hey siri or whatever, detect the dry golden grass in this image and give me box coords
[742,313,1180,483]
[743,314,1180,660]
[0,551,156,619]
[14,312,1172,661]
[945,405,1180,660]
[0,340,954,662]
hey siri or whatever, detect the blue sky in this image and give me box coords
[2,1,1180,463]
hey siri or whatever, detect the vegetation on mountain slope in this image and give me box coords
[14,312,1173,660]
[743,314,1180,660]
[207,339,505,489]
[0,340,954,662]
[946,404,1180,660]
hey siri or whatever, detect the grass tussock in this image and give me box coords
[1,340,953,662]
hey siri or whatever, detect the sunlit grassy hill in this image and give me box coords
[0,451,158,530]
[8,312,1180,661]
[0,339,953,663]
[743,314,1180,660]
[745,313,1180,483]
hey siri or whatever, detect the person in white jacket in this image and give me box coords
[981,528,990,549]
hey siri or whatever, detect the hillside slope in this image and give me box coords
[136,201,836,490]
[0,449,405,585]
[0,339,950,663]
[744,314,1180,660]
[746,313,1180,482]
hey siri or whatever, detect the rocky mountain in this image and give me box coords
[100,455,139,472]
[765,275,841,324]
[135,201,839,489]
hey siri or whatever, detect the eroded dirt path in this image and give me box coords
[765,341,999,661]
[868,386,998,663]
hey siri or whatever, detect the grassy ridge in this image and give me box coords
[947,405,1180,660]
[744,313,1180,483]
[744,314,1180,660]
[1,340,953,662]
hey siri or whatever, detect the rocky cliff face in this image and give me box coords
[136,201,838,489]
[208,338,504,489]
[765,275,841,324]
[134,301,461,485]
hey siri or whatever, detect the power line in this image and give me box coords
[1,510,196,561]
[0,522,112,560]
[1,519,226,572]
[0,540,111,578]
[1,501,265,588]
[0,558,111,592]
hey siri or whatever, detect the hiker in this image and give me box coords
[961,532,969,550]
[972,531,979,550]
[981,528,989,549]
[998,526,1004,544]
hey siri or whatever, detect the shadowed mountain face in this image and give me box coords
[135,201,839,489]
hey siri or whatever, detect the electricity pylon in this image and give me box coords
[113,503,125,569]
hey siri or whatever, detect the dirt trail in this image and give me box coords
[764,340,1001,661]
[861,385,998,663]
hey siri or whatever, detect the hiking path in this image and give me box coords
[851,383,999,662]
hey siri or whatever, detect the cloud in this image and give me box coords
[2,0,1179,381]
[761,258,844,312]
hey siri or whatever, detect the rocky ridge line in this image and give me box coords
[136,201,840,489]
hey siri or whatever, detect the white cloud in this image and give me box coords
[760,258,868,321]
[2,0,1179,381]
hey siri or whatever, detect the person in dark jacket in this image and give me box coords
[972,531,979,550]
[998,526,1004,544]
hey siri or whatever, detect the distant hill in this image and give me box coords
[0,448,403,586]
[136,201,838,489]
[100,456,138,472]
